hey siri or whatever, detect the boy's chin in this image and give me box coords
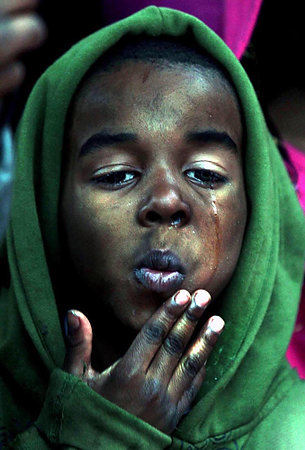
[120,306,159,332]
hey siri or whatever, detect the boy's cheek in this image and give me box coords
[60,196,127,275]
[202,189,247,292]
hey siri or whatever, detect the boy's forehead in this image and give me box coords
[74,59,239,114]
[68,60,242,153]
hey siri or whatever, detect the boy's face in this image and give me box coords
[60,61,247,331]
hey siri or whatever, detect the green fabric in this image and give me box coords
[0,6,304,449]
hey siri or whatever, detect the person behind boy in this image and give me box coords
[0,5,304,449]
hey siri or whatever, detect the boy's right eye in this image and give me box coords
[92,170,140,190]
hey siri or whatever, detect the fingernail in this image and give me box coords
[174,290,190,305]
[64,310,80,337]
[193,290,211,308]
[208,316,225,333]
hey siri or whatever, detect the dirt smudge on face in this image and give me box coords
[206,191,220,286]
[142,67,151,84]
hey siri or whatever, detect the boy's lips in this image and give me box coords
[134,249,186,293]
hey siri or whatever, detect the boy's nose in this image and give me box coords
[138,182,191,228]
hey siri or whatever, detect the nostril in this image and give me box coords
[146,210,162,223]
[170,211,186,226]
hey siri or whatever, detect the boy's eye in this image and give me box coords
[92,168,227,190]
[92,170,139,189]
[185,169,227,188]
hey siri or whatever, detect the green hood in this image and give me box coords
[1,6,305,449]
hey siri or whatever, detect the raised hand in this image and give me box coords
[0,0,47,97]
[63,289,225,434]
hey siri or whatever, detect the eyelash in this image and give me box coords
[93,171,137,187]
[92,169,227,189]
[185,169,227,187]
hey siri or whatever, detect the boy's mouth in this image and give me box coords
[134,249,186,293]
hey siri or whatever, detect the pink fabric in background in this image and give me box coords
[224,0,263,59]
[101,1,225,36]
[101,0,305,378]
[287,283,305,378]
[101,0,262,61]
[286,143,305,213]
[285,143,305,378]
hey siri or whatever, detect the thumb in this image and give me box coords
[63,309,93,378]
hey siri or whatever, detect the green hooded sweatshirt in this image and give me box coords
[0,6,305,449]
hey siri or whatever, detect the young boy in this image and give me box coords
[0,6,305,449]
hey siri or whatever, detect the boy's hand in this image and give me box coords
[63,290,224,434]
[0,0,47,97]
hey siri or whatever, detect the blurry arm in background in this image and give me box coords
[0,0,46,239]
[0,0,46,101]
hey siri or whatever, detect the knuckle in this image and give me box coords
[143,321,166,344]
[110,359,138,385]
[163,333,184,356]
[184,308,199,323]
[185,384,198,403]
[4,14,46,53]
[104,364,133,390]
[167,412,179,434]
[25,13,47,42]
[0,62,24,94]
[19,16,44,46]
[122,367,140,385]
[163,301,179,321]
[142,377,163,403]
[112,369,130,388]
[204,330,218,348]
[65,333,82,348]
[182,355,202,377]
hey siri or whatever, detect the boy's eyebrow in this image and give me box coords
[78,129,237,158]
[79,132,138,158]
[185,130,237,153]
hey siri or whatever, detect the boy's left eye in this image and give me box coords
[184,169,228,188]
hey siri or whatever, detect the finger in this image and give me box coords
[176,364,206,417]
[122,289,191,374]
[0,13,47,64]
[63,310,93,378]
[0,0,39,16]
[0,60,24,95]
[147,290,211,382]
[168,315,224,399]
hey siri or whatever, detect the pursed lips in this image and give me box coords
[134,249,186,293]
